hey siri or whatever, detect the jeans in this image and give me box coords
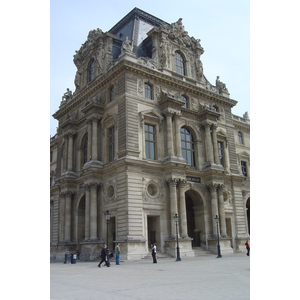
[116,254,120,265]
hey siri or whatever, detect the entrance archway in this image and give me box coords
[77,196,85,250]
[184,190,205,247]
[246,197,250,234]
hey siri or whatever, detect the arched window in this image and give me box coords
[83,135,88,165]
[175,51,185,76]
[181,127,195,167]
[144,83,152,99]
[88,59,95,82]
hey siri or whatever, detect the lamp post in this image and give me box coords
[174,213,181,261]
[214,215,222,258]
[105,210,111,250]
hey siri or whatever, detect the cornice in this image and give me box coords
[53,56,238,121]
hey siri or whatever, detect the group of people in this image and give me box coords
[97,240,249,266]
[97,242,158,267]
[98,243,121,268]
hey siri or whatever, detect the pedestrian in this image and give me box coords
[152,243,157,263]
[98,244,110,267]
[245,240,250,256]
[115,243,121,265]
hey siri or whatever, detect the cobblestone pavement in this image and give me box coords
[50,254,250,300]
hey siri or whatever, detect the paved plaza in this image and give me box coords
[50,254,250,300]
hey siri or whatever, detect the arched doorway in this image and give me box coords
[185,190,205,247]
[246,197,250,234]
[77,196,85,250]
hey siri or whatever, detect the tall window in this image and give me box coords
[110,86,114,102]
[238,131,243,144]
[181,127,195,167]
[175,51,185,75]
[241,161,247,176]
[144,83,152,99]
[181,95,188,108]
[108,127,115,162]
[145,124,156,159]
[83,136,88,164]
[218,141,224,166]
[88,59,95,82]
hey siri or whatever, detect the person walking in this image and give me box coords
[98,244,110,267]
[115,243,121,265]
[152,243,157,263]
[245,240,250,256]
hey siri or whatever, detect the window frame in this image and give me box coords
[241,160,247,177]
[88,59,95,82]
[108,126,115,162]
[144,83,152,100]
[175,51,186,76]
[144,123,156,160]
[180,127,195,167]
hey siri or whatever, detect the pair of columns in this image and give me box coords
[60,181,102,243]
[63,117,100,172]
[164,111,183,160]
[207,184,227,237]
[203,123,220,164]
[167,178,188,238]
[166,178,227,240]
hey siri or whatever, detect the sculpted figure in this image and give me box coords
[216,76,228,94]
[121,36,132,53]
[62,88,72,102]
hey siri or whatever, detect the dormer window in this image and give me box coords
[181,95,188,108]
[175,51,185,76]
[88,59,95,82]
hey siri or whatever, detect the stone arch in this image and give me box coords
[183,186,207,247]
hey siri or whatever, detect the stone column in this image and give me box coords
[64,191,72,242]
[174,113,183,159]
[165,112,174,159]
[211,124,220,165]
[89,182,98,239]
[218,184,227,237]
[87,119,92,162]
[178,179,188,237]
[91,117,98,161]
[67,133,74,171]
[167,178,178,237]
[84,185,90,240]
[204,123,213,163]
[208,184,218,236]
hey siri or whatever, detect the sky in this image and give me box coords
[50,0,250,137]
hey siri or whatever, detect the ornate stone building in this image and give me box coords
[50,8,250,261]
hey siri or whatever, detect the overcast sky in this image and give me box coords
[50,0,250,136]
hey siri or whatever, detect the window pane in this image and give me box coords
[145,124,156,159]
[181,127,195,166]
[175,52,185,75]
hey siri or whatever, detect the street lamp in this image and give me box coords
[105,210,111,249]
[174,213,181,261]
[214,215,222,258]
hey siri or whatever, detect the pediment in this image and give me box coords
[140,109,164,123]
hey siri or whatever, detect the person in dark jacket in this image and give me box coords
[98,244,110,267]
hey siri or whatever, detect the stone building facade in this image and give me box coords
[50,8,250,261]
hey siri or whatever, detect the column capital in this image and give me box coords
[178,179,187,188]
[89,182,100,190]
[60,191,75,198]
[206,183,218,192]
[166,178,178,187]
[217,184,225,191]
